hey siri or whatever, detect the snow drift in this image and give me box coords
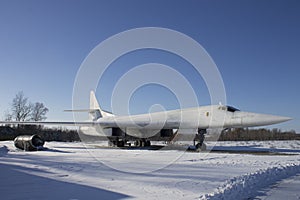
[200,163,300,200]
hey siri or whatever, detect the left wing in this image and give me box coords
[0,121,96,126]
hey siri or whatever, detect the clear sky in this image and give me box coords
[0,0,299,132]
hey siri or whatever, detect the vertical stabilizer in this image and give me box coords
[90,91,100,110]
[89,91,102,120]
[89,91,114,121]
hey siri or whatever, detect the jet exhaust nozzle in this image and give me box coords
[14,135,45,151]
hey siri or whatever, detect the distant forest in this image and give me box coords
[0,126,80,142]
[0,126,298,142]
[218,128,300,141]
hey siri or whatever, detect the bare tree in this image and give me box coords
[31,102,49,121]
[4,109,12,121]
[3,110,13,127]
[11,91,33,121]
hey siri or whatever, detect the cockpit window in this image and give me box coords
[227,106,240,112]
[218,106,227,110]
[218,105,240,112]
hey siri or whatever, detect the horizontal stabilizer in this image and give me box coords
[64,109,98,112]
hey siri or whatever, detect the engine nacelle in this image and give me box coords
[14,135,45,151]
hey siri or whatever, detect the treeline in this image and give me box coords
[218,128,300,141]
[1,126,299,142]
[0,126,80,142]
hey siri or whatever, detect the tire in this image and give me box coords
[117,140,125,147]
[145,141,151,146]
[196,143,206,151]
[201,143,207,151]
[135,140,140,147]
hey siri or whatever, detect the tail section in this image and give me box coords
[89,91,114,121]
[65,91,113,121]
[89,91,101,120]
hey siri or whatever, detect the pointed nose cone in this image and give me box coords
[241,113,292,127]
[267,115,292,124]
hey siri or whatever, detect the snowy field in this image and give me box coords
[1,140,300,200]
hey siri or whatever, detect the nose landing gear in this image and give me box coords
[194,129,207,151]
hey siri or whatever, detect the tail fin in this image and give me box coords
[89,91,114,120]
[65,91,113,121]
[89,91,101,120]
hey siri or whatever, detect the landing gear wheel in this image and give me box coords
[117,140,125,147]
[134,140,151,147]
[145,140,151,147]
[135,140,141,147]
[196,142,206,151]
[108,139,125,147]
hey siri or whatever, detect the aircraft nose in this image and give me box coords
[241,112,292,127]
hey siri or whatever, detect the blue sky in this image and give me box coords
[0,0,299,132]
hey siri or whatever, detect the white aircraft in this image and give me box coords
[1,91,291,150]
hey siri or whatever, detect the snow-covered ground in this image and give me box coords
[1,140,300,200]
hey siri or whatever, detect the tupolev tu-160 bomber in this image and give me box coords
[1,1,299,200]
[0,91,291,151]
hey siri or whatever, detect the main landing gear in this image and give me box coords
[108,138,151,148]
[108,139,126,147]
[134,139,151,147]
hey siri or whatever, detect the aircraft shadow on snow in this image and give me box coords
[0,162,130,200]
